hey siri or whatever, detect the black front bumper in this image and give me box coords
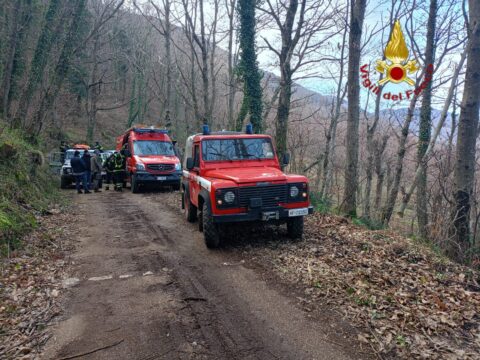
[134,171,181,185]
[212,206,314,223]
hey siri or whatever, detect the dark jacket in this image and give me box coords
[71,156,86,174]
[104,154,115,172]
[82,153,92,171]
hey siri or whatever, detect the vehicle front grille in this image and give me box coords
[238,184,288,208]
[147,163,174,172]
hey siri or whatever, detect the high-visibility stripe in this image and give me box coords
[182,170,211,192]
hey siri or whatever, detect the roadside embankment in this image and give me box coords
[0,124,63,255]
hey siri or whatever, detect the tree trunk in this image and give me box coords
[275,65,292,160]
[364,87,382,219]
[164,0,172,116]
[341,0,367,216]
[0,0,21,119]
[226,0,237,130]
[398,49,466,217]
[381,94,419,225]
[30,0,87,138]
[416,0,437,239]
[449,0,480,263]
[86,31,100,143]
[237,0,263,133]
[374,136,388,218]
[16,0,61,126]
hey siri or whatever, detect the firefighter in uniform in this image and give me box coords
[103,152,115,190]
[113,152,125,191]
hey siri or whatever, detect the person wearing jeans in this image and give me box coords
[70,150,90,194]
[82,150,92,190]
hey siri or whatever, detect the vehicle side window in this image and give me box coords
[193,145,200,168]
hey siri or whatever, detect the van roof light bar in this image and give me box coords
[133,127,169,134]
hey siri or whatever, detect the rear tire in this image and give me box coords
[287,216,304,240]
[131,174,139,193]
[60,176,69,189]
[203,203,221,248]
[184,190,197,222]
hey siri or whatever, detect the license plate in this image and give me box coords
[288,208,308,217]
[157,176,167,181]
[262,211,279,221]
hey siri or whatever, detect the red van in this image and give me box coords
[116,127,181,192]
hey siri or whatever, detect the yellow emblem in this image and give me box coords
[376,20,419,86]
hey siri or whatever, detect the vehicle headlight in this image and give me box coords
[136,163,145,171]
[289,186,299,198]
[175,163,181,171]
[224,191,235,204]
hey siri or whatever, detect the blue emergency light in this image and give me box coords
[202,124,210,135]
[246,123,253,134]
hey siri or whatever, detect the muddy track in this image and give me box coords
[42,191,368,359]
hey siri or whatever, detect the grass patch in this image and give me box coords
[352,216,385,231]
[310,192,334,214]
[0,124,63,256]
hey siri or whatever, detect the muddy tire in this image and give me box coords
[184,190,197,222]
[198,205,204,232]
[287,216,304,240]
[203,203,220,248]
[60,176,69,189]
[131,174,140,193]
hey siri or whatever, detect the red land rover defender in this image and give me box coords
[182,125,313,248]
[116,126,182,192]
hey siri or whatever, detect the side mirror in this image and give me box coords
[186,157,194,170]
[282,153,290,166]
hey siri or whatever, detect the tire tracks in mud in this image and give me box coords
[44,191,363,360]
[119,193,277,359]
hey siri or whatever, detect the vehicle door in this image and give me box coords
[126,139,135,173]
[189,143,201,207]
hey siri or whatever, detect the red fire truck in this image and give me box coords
[182,124,313,248]
[116,126,181,192]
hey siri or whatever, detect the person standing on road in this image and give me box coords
[103,152,115,190]
[82,150,92,190]
[112,152,125,191]
[91,150,103,192]
[70,151,90,194]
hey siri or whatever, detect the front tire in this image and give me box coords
[184,190,197,222]
[60,176,69,189]
[203,203,221,248]
[287,216,304,240]
[131,174,139,193]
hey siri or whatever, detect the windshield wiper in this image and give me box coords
[245,153,262,160]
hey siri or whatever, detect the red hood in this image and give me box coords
[134,155,178,164]
[205,167,286,184]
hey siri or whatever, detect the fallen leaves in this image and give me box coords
[245,212,480,359]
[0,208,72,359]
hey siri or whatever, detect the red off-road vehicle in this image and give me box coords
[182,125,313,248]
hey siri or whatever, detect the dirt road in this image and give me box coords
[42,190,368,360]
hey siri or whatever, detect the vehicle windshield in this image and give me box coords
[202,138,275,161]
[133,140,175,156]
